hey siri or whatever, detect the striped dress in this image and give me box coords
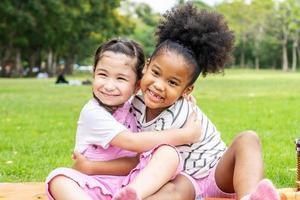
[132,94,227,179]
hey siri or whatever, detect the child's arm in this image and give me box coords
[72,112,201,175]
[72,151,139,175]
[110,111,201,152]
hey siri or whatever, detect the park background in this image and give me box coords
[0,0,299,189]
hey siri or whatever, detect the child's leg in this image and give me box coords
[214,131,278,200]
[214,131,262,198]
[144,174,196,200]
[49,175,92,200]
[113,145,180,200]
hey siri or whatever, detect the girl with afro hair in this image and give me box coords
[75,2,280,200]
[113,3,279,200]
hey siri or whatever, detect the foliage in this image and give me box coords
[0,0,133,77]
[1,0,300,77]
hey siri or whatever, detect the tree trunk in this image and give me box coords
[28,51,37,77]
[255,56,260,70]
[52,53,57,75]
[240,51,245,68]
[282,26,289,72]
[282,44,288,71]
[2,46,12,64]
[15,48,23,77]
[297,45,300,62]
[47,49,53,77]
[240,34,246,67]
[65,56,75,75]
[292,35,298,72]
[254,39,260,70]
[1,47,12,77]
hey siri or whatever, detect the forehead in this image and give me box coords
[151,50,193,77]
[98,51,136,70]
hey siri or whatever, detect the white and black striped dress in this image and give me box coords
[132,94,227,179]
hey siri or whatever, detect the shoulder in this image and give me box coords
[80,99,111,120]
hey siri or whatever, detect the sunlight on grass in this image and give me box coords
[0,69,299,188]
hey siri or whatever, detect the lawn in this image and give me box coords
[0,69,299,188]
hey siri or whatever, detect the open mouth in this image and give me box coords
[147,89,164,102]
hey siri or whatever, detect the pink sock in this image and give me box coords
[249,179,279,200]
[112,187,141,200]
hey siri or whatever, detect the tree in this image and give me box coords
[248,0,274,70]
[217,0,252,68]
[286,0,300,72]
[125,2,159,57]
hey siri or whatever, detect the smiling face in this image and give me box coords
[140,50,194,119]
[93,51,138,107]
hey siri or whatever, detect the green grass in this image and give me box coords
[0,69,299,188]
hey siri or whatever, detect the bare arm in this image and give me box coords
[73,112,201,175]
[72,151,139,175]
[110,111,201,152]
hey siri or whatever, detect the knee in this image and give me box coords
[48,175,69,192]
[235,130,261,149]
[156,145,179,159]
[160,183,184,200]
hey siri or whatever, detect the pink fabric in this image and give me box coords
[181,165,236,199]
[46,167,123,200]
[121,144,183,187]
[46,146,135,200]
[112,101,140,133]
[46,102,139,200]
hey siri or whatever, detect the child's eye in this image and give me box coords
[97,73,107,77]
[117,77,128,81]
[151,70,159,76]
[168,80,178,87]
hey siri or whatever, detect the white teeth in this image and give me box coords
[149,90,162,100]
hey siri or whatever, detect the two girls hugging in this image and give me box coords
[46,3,279,200]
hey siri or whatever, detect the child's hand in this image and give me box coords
[72,151,93,174]
[183,111,202,143]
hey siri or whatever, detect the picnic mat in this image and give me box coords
[1,182,299,200]
[0,182,46,200]
[0,182,234,200]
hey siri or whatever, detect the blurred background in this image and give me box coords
[1,0,300,78]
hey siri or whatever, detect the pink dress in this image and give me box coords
[45,100,183,200]
[45,101,139,200]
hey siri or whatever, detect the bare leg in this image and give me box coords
[49,175,92,200]
[144,174,195,200]
[215,131,278,200]
[113,145,180,200]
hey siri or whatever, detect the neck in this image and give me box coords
[145,106,165,122]
[93,93,119,113]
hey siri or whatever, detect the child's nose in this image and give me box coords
[153,79,165,91]
[104,79,116,91]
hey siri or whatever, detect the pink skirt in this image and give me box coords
[45,167,125,200]
[45,144,182,200]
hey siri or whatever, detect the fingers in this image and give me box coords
[189,110,198,121]
[185,94,197,106]
[72,151,83,160]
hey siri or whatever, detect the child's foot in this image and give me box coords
[249,179,279,200]
[112,187,141,200]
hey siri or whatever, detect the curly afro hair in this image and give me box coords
[153,2,234,82]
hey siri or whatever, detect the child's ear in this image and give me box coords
[182,85,194,97]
